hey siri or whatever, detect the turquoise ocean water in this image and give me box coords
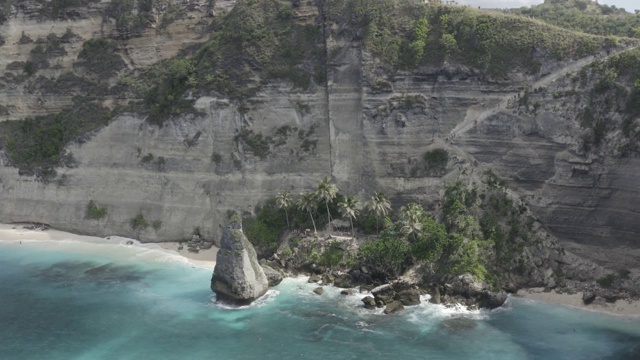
[0,238,639,360]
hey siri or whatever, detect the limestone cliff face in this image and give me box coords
[0,0,638,277]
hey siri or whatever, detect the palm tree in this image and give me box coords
[399,203,425,241]
[297,191,317,234]
[275,191,293,229]
[338,195,360,237]
[315,176,338,234]
[366,191,391,234]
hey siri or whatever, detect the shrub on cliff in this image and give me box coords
[0,99,112,180]
[75,39,125,79]
[86,200,107,220]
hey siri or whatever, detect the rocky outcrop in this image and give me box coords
[436,274,508,310]
[361,283,422,312]
[210,221,268,305]
[262,265,283,287]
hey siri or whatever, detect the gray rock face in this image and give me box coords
[211,222,268,305]
[262,265,283,287]
[447,274,508,310]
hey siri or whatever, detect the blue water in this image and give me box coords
[0,239,639,360]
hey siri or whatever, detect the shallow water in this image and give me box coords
[0,239,638,360]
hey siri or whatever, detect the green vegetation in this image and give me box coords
[107,0,152,38]
[44,32,67,58]
[33,72,106,97]
[134,0,325,125]
[234,127,273,159]
[152,220,162,230]
[573,48,640,153]
[86,200,107,219]
[597,274,616,287]
[25,45,49,76]
[40,0,100,19]
[0,100,112,180]
[510,0,640,38]
[242,172,543,286]
[351,1,607,77]
[142,58,198,126]
[130,213,148,230]
[75,39,126,78]
[140,153,153,163]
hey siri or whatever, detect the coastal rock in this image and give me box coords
[447,274,508,309]
[397,289,421,306]
[340,289,356,296]
[383,300,404,314]
[361,296,376,309]
[308,274,321,283]
[210,222,269,305]
[321,274,334,285]
[477,291,508,309]
[333,273,357,288]
[313,287,324,295]
[582,290,596,305]
[430,286,442,304]
[262,265,283,287]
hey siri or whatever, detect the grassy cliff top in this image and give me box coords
[509,0,640,38]
[352,0,628,77]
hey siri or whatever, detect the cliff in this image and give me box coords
[0,0,638,281]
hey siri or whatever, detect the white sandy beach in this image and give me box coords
[0,223,218,270]
[516,288,640,321]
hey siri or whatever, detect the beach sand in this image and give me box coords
[0,223,218,270]
[516,288,640,321]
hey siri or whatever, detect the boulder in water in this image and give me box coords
[210,221,269,305]
[383,300,404,314]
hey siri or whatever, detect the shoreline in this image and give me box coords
[0,223,218,270]
[1,223,638,320]
[515,288,640,321]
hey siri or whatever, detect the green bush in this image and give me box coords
[597,274,616,287]
[0,100,112,179]
[86,200,107,219]
[130,213,148,230]
[424,148,449,170]
[243,198,287,254]
[319,241,345,269]
[358,233,411,280]
[76,39,125,78]
[234,127,273,159]
[152,220,162,230]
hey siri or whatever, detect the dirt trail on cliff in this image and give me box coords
[449,45,640,140]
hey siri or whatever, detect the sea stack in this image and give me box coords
[211,219,268,305]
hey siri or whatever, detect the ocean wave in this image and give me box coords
[210,289,280,310]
